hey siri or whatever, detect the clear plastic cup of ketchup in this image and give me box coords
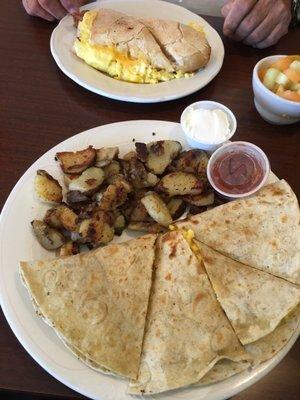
[207,141,270,199]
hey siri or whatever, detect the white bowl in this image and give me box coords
[253,55,300,125]
[180,100,237,152]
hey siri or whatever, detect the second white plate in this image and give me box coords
[50,0,224,103]
[0,120,299,400]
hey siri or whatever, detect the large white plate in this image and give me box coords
[50,0,224,103]
[0,120,299,400]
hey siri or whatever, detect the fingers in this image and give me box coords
[60,0,88,13]
[221,0,235,18]
[22,0,55,21]
[231,2,268,41]
[38,0,66,19]
[256,23,289,49]
[243,0,291,47]
[223,0,257,36]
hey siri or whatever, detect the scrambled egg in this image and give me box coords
[73,11,189,84]
[170,226,202,261]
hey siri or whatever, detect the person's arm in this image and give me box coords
[221,0,292,48]
[22,0,90,21]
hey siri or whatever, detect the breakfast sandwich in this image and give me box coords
[73,8,211,83]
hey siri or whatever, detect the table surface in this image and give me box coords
[1,1,299,399]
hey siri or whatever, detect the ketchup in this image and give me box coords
[211,150,265,195]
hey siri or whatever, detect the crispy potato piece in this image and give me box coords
[122,151,137,161]
[167,198,186,220]
[122,158,158,188]
[106,174,133,193]
[44,204,78,232]
[56,146,96,174]
[128,222,166,234]
[156,172,203,197]
[144,140,182,175]
[95,147,119,167]
[130,200,152,222]
[183,191,215,207]
[79,211,114,246]
[63,173,81,187]
[34,170,63,203]
[98,183,129,211]
[197,152,209,178]
[113,212,126,236]
[135,142,148,163]
[141,192,172,227]
[103,160,121,179]
[31,220,65,250]
[68,167,105,195]
[171,149,209,175]
[59,241,80,257]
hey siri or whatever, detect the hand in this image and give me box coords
[22,0,89,21]
[221,0,292,48]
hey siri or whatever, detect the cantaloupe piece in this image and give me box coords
[272,56,293,71]
[278,90,300,102]
[283,68,300,84]
[258,67,267,81]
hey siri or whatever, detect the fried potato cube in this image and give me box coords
[141,192,172,227]
[34,170,63,203]
[156,172,203,197]
[31,220,65,250]
[56,146,96,174]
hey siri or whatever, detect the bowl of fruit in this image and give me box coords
[253,55,300,125]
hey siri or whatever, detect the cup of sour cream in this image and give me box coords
[180,101,237,152]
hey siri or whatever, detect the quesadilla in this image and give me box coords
[196,242,300,344]
[128,231,250,395]
[197,306,299,386]
[20,234,157,379]
[176,180,300,284]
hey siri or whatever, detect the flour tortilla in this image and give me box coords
[128,231,249,395]
[196,242,300,344]
[176,180,300,284]
[196,306,299,386]
[20,234,157,379]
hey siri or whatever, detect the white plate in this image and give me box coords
[50,0,224,103]
[0,120,299,400]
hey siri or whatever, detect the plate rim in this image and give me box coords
[50,0,225,103]
[0,120,299,400]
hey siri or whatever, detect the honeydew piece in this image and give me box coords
[263,68,280,90]
[275,72,291,88]
[290,60,300,74]
[283,68,300,84]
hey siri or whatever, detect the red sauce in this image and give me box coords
[211,150,265,195]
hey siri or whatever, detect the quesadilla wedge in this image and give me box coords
[128,231,250,395]
[176,180,300,284]
[20,234,157,379]
[196,242,300,344]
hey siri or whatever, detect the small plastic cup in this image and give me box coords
[207,141,270,200]
[180,100,237,152]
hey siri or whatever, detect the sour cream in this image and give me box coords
[183,107,231,144]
